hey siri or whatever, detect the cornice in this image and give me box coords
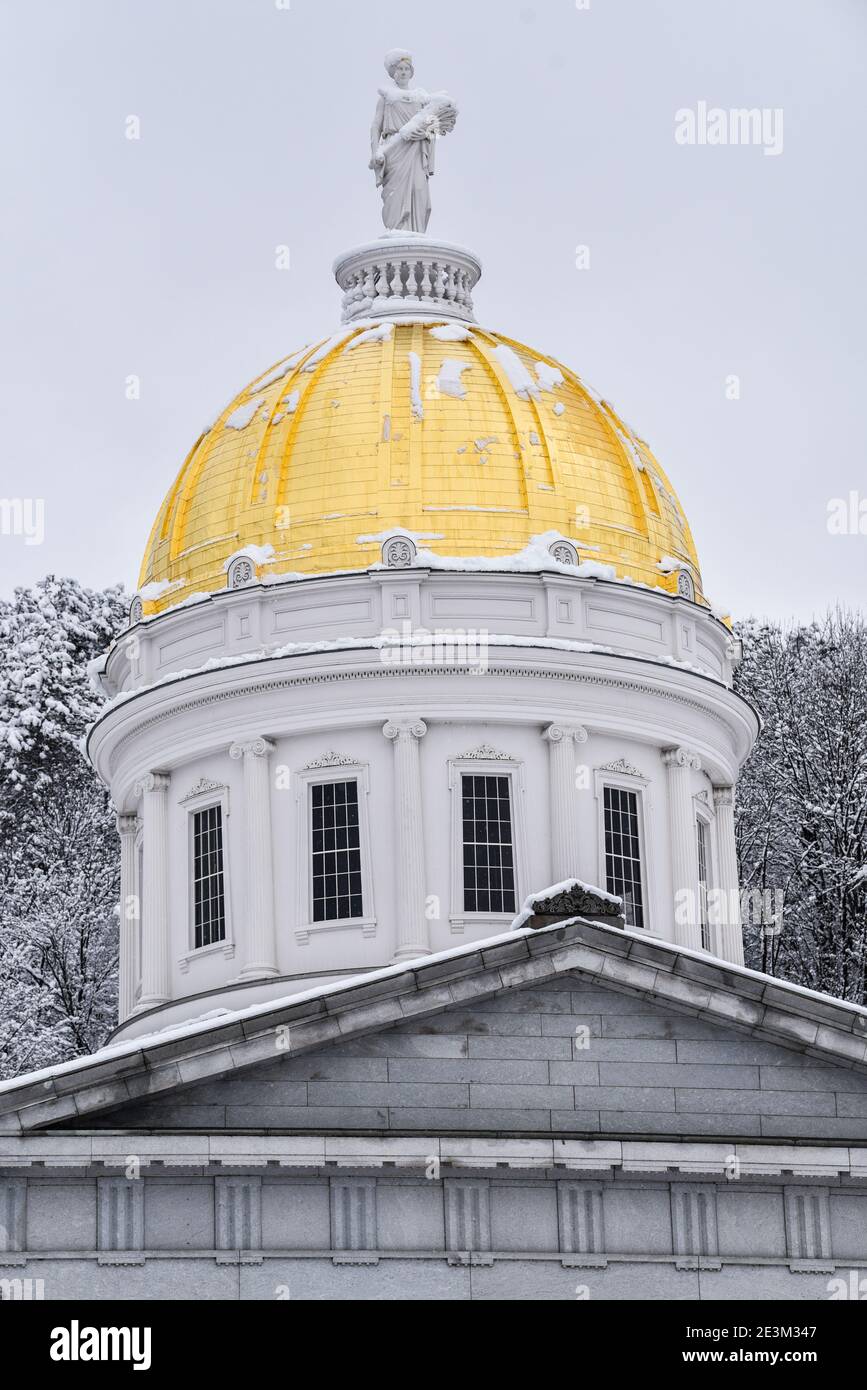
[91,654,756,783]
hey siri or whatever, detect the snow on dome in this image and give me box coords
[429,323,474,342]
[437,358,471,399]
[345,323,394,350]
[224,399,265,431]
[408,350,424,418]
[222,544,275,573]
[535,361,564,391]
[494,344,541,401]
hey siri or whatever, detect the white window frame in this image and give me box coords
[294,762,376,944]
[180,783,235,969]
[594,765,654,933]
[694,796,717,954]
[448,757,527,935]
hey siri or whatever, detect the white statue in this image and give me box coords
[369,49,458,234]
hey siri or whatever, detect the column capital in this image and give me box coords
[662,746,701,772]
[713,785,735,809]
[134,771,170,798]
[229,736,276,761]
[543,723,588,746]
[116,812,139,837]
[383,717,427,742]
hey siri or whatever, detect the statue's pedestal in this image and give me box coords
[333,234,482,324]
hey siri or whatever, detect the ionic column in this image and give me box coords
[229,737,279,979]
[712,786,745,966]
[383,718,429,962]
[116,813,139,1022]
[134,772,171,1008]
[542,723,588,882]
[663,747,702,949]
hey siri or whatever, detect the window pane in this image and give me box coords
[461,773,516,915]
[311,780,363,922]
[697,818,710,950]
[603,786,644,930]
[193,805,227,949]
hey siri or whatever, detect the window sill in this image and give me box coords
[450,914,516,936]
[178,939,236,973]
[295,917,377,945]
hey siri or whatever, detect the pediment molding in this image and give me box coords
[179,777,228,806]
[301,751,356,770]
[456,743,514,762]
[3,916,866,1136]
[597,758,646,780]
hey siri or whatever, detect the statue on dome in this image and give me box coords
[369,49,458,234]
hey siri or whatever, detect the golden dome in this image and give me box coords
[138,320,704,615]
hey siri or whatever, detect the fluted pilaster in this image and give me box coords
[134,772,171,1007]
[542,723,588,882]
[383,718,429,961]
[663,747,702,949]
[229,737,279,979]
[116,813,139,1022]
[712,786,745,966]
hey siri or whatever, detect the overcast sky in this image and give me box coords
[1,0,864,621]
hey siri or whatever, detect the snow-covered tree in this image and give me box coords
[734,609,867,1003]
[0,576,126,1077]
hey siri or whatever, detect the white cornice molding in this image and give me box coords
[91,658,758,796]
[0,1134,860,1180]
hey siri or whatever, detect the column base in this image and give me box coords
[391,945,433,964]
[134,994,170,1012]
[233,965,282,983]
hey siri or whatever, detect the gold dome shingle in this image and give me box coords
[138,321,702,614]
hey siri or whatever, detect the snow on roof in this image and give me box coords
[138,578,185,601]
[247,351,307,394]
[657,555,685,575]
[0,921,536,1096]
[510,877,623,930]
[222,544,276,573]
[408,350,424,419]
[437,359,471,399]
[355,527,445,545]
[345,322,394,350]
[493,343,541,401]
[429,323,474,342]
[535,361,565,391]
[224,399,266,431]
[301,329,356,370]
